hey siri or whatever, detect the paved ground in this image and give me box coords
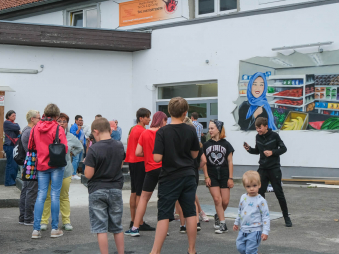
[0,183,338,254]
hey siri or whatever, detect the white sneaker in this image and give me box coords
[50,229,63,238]
[62,224,73,231]
[40,224,48,231]
[199,211,210,222]
[31,230,41,239]
[72,175,81,180]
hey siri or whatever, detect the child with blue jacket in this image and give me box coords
[233,170,270,254]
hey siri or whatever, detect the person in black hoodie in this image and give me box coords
[244,117,292,227]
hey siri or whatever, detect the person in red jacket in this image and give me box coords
[31,104,68,240]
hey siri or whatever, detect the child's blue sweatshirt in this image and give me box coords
[234,194,270,235]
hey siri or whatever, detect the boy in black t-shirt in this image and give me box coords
[84,118,125,254]
[151,97,200,254]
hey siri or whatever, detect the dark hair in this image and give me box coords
[168,97,189,118]
[88,134,95,141]
[91,117,111,133]
[44,104,60,118]
[191,112,199,120]
[58,113,69,123]
[75,115,83,121]
[95,114,102,118]
[255,117,268,127]
[136,108,151,123]
[5,110,16,120]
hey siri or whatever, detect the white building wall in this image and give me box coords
[132,2,339,168]
[14,11,64,25]
[0,45,133,142]
[240,0,317,12]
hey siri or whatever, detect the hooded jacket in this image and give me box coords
[247,129,287,170]
[30,119,68,171]
[64,131,83,178]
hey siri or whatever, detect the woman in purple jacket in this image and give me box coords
[3,110,21,186]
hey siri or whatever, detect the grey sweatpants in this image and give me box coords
[19,181,38,223]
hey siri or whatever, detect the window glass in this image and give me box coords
[210,103,218,115]
[158,83,218,99]
[198,0,214,15]
[220,0,237,11]
[72,12,83,27]
[188,104,207,118]
[86,9,98,28]
[200,122,207,129]
[158,105,170,117]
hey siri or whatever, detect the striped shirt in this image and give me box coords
[192,120,203,142]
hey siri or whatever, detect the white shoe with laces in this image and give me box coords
[31,230,41,239]
[199,211,210,222]
[50,229,63,238]
[72,175,81,180]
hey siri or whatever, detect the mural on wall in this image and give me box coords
[233,50,339,131]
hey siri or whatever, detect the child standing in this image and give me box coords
[84,118,125,254]
[151,97,200,254]
[233,171,270,254]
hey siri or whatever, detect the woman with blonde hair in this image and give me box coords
[203,120,234,234]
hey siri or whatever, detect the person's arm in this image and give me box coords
[227,153,234,188]
[4,121,20,132]
[153,129,164,163]
[135,144,144,157]
[203,164,211,187]
[70,135,83,157]
[199,153,207,169]
[233,198,242,231]
[190,130,200,159]
[246,142,260,155]
[70,124,80,138]
[259,198,270,239]
[59,127,68,153]
[84,166,95,179]
[271,134,287,156]
[191,150,199,159]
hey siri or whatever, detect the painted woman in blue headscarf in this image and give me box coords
[238,72,277,131]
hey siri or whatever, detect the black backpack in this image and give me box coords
[13,134,26,166]
[48,125,67,168]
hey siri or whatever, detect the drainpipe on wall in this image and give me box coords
[188,0,195,19]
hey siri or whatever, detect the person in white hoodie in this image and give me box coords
[40,113,83,232]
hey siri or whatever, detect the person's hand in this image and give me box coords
[261,234,268,241]
[243,142,250,151]
[264,150,273,157]
[253,106,263,119]
[205,177,211,187]
[228,179,234,188]
[70,152,74,157]
[77,125,81,131]
[233,225,239,231]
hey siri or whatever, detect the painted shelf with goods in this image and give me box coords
[313,74,339,114]
[268,74,315,112]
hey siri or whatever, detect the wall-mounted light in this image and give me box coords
[0,65,44,74]
[272,41,333,53]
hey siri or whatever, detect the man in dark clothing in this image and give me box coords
[244,117,292,227]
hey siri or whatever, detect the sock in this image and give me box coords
[181,225,185,227]
[220,220,225,224]
[132,226,138,231]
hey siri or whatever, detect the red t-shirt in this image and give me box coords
[125,125,145,163]
[138,129,162,172]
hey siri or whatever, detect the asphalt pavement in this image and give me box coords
[0,183,338,254]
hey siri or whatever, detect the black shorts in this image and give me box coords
[142,167,161,192]
[195,169,199,186]
[129,162,146,196]
[157,175,197,221]
[208,167,229,188]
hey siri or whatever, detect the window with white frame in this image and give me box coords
[68,7,99,28]
[196,0,237,16]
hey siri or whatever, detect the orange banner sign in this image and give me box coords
[119,0,181,27]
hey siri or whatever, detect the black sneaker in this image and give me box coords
[139,222,155,231]
[214,214,220,229]
[284,216,292,227]
[129,221,133,228]
[180,226,186,234]
[215,222,228,234]
[197,222,201,232]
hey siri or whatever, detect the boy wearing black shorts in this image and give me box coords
[244,117,292,227]
[151,97,200,254]
[84,118,125,254]
[125,108,155,231]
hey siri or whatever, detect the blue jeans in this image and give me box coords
[72,151,83,175]
[33,168,64,230]
[236,230,262,254]
[4,145,18,186]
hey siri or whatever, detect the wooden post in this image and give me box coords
[0,91,5,157]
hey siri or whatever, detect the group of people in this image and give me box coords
[4,96,293,254]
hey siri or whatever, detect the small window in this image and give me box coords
[69,7,99,28]
[196,0,237,17]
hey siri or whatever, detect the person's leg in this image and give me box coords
[209,187,225,221]
[133,191,153,228]
[220,188,230,211]
[72,153,81,176]
[41,183,52,225]
[60,176,72,225]
[186,216,197,254]
[97,233,109,254]
[235,231,246,254]
[176,201,185,226]
[135,162,147,227]
[258,169,269,198]
[113,233,124,254]
[50,168,65,230]
[150,219,170,254]
[4,146,17,186]
[33,170,51,231]
[245,231,261,254]
[269,168,289,218]
[195,195,202,213]
[129,163,137,224]
[195,202,199,223]
[25,181,39,223]
[19,181,28,223]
